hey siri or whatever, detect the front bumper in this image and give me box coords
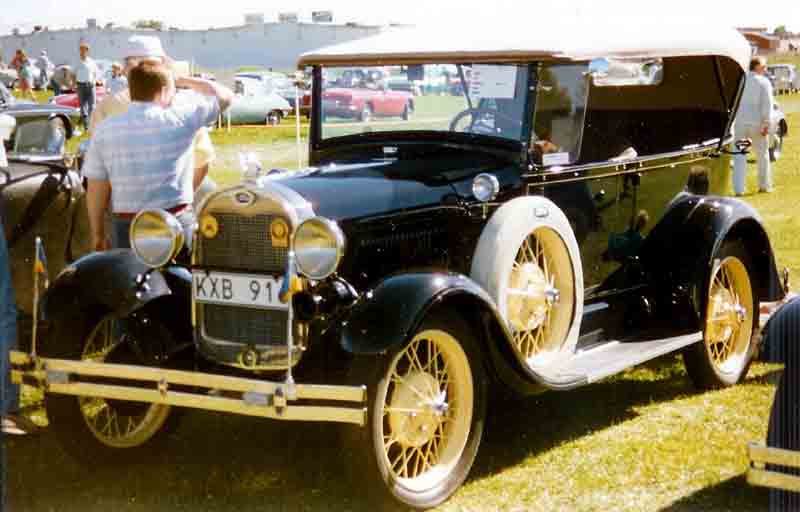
[10,351,367,426]
[747,442,800,492]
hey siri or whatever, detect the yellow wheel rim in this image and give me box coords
[705,256,753,374]
[379,329,473,493]
[507,227,574,368]
[78,316,172,448]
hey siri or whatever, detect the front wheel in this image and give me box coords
[684,240,756,389]
[45,310,180,465]
[358,104,373,123]
[344,313,487,509]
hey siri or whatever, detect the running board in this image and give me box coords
[544,332,702,389]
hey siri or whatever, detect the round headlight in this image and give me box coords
[293,217,345,280]
[472,173,500,202]
[130,209,184,268]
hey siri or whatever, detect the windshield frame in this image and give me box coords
[310,63,535,155]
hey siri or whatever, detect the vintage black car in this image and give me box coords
[0,91,89,324]
[10,22,786,509]
[747,296,800,509]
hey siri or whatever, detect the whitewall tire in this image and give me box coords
[470,196,583,376]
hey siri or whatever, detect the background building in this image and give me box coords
[0,15,382,71]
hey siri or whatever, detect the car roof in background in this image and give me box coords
[298,19,750,71]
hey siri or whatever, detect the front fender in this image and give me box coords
[339,271,547,394]
[41,249,173,320]
[340,272,496,355]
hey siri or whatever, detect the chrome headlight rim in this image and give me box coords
[292,216,345,281]
[129,209,184,268]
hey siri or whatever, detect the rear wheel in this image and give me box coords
[684,241,756,389]
[344,313,486,509]
[45,310,180,464]
[266,110,282,126]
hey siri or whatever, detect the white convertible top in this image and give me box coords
[298,20,750,71]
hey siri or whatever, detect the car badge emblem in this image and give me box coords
[235,191,255,206]
[199,214,219,239]
[270,218,289,248]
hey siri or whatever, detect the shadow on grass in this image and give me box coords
[658,474,768,511]
[4,355,762,511]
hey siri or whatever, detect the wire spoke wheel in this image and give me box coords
[704,255,754,375]
[379,329,473,493]
[507,227,575,368]
[78,315,172,448]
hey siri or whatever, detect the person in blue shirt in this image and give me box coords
[0,209,37,435]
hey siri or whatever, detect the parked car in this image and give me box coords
[386,73,421,96]
[0,68,17,88]
[51,85,107,109]
[322,67,414,121]
[767,64,798,95]
[0,89,89,326]
[769,101,789,161]
[228,76,291,125]
[11,21,786,510]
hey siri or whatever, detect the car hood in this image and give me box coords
[275,152,519,221]
[1,102,79,117]
[0,161,64,190]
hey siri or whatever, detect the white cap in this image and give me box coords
[122,35,166,60]
[40,50,47,55]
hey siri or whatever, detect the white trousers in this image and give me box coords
[733,123,771,195]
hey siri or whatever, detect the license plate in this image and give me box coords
[193,272,287,310]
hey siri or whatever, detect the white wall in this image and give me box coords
[0,23,382,71]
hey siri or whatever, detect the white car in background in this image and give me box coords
[769,101,788,162]
[767,64,798,95]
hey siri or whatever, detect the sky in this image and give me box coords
[1,0,799,35]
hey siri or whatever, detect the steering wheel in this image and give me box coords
[448,108,522,135]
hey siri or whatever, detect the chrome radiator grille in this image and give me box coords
[203,304,288,346]
[200,213,288,272]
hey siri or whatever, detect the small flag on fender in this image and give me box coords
[33,236,48,288]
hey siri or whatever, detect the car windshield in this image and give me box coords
[5,117,67,158]
[320,63,529,143]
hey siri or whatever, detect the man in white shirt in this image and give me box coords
[75,41,100,130]
[733,56,774,195]
[36,50,52,88]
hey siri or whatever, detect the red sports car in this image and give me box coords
[51,86,106,109]
[322,87,413,122]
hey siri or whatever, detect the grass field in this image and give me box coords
[6,89,800,511]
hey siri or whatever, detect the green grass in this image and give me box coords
[7,97,800,511]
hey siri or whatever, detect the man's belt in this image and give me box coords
[113,203,191,220]
[76,81,93,86]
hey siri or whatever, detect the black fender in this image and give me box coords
[41,249,189,322]
[339,272,546,395]
[759,297,800,364]
[640,193,784,328]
